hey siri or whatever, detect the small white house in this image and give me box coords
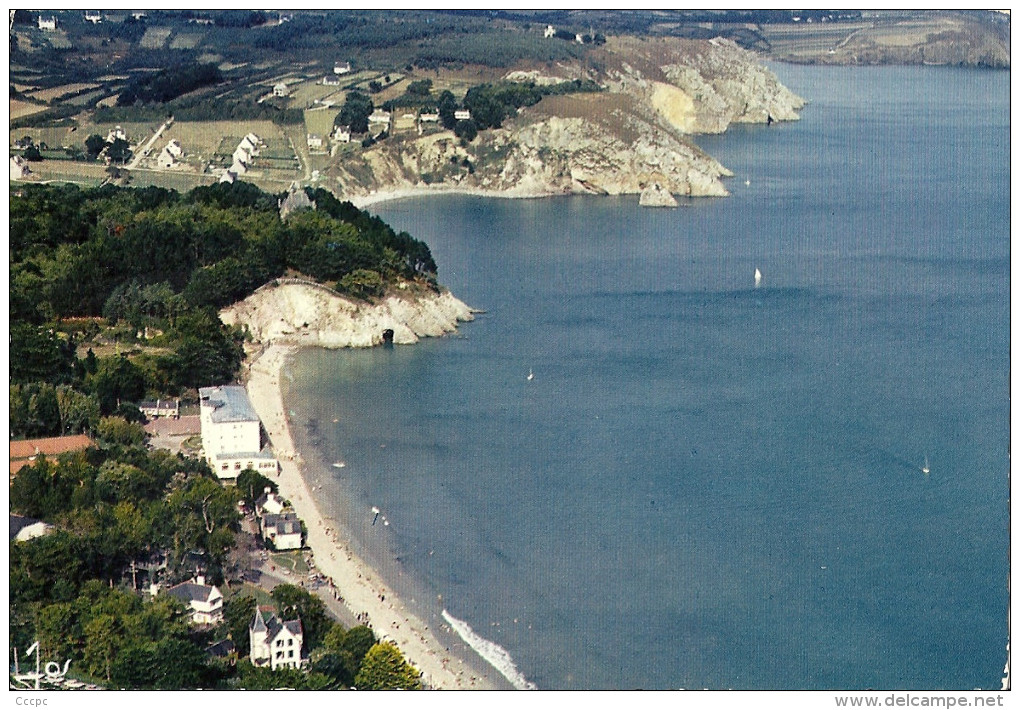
[250,607,305,670]
[85,11,102,24]
[219,169,237,184]
[368,110,392,131]
[254,488,286,518]
[332,124,351,143]
[138,399,179,419]
[239,135,260,157]
[544,25,556,38]
[165,139,183,158]
[10,156,31,181]
[454,109,472,121]
[232,145,252,166]
[419,112,440,123]
[156,147,176,169]
[165,575,224,625]
[306,133,324,150]
[323,75,342,87]
[106,125,127,143]
[229,159,247,176]
[333,61,352,75]
[273,82,290,97]
[38,16,56,31]
[262,512,302,550]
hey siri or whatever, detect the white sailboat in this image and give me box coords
[527,368,534,381]
[921,455,930,475]
[754,268,763,288]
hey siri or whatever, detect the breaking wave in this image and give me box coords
[441,609,537,690]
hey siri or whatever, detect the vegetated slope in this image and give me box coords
[329,36,805,202]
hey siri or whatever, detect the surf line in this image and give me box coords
[441,609,538,690]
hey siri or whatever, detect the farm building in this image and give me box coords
[273,83,290,97]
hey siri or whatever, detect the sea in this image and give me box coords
[282,64,1010,690]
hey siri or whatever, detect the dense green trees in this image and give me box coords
[354,642,423,689]
[337,90,374,134]
[10,181,436,439]
[117,62,222,106]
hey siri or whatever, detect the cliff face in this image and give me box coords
[332,36,805,204]
[219,280,475,349]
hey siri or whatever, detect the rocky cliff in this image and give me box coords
[331,36,805,205]
[219,279,475,349]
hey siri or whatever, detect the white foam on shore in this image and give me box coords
[441,609,538,690]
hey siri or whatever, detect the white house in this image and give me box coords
[239,135,260,157]
[323,75,342,87]
[10,156,31,181]
[219,169,237,184]
[454,109,472,121]
[262,512,303,550]
[85,11,102,24]
[254,487,286,517]
[198,385,277,482]
[544,25,556,38]
[229,159,248,176]
[106,125,127,143]
[38,16,56,31]
[306,133,323,150]
[164,575,224,625]
[166,139,183,158]
[250,607,305,670]
[138,398,179,419]
[368,109,392,128]
[333,61,352,75]
[419,112,439,123]
[332,124,351,143]
[156,147,176,168]
[273,82,290,97]
[232,145,252,166]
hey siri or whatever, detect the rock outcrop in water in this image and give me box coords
[333,36,805,206]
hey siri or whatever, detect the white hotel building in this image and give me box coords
[198,385,278,482]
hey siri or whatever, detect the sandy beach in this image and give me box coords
[348,183,559,210]
[244,343,502,690]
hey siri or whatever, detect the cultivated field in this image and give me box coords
[139,27,173,49]
[286,79,345,108]
[26,83,101,102]
[15,161,110,187]
[169,32,206,50]
[10,100,49,120]
[304,107,340,138]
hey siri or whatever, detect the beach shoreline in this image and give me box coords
[347,183,566,210]
[244,342,505,690]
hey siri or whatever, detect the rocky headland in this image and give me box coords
[333,36,805,207]
[219,278,475,350]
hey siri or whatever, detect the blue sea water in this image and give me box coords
[282,65,1009,690]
